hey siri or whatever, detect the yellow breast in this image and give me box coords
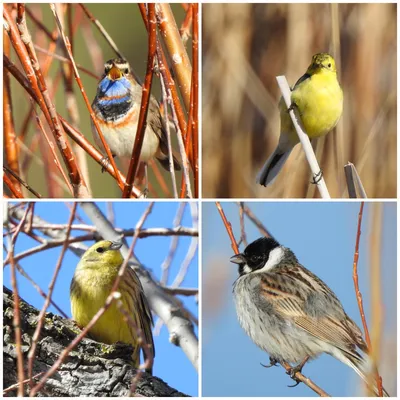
[70,264,140,364]
[280,70,343,145]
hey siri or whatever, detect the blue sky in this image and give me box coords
[3,202,198,396]
[202,201,396,397]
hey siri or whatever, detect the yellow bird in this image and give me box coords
[257,53,343,186]
[70,240,155,372]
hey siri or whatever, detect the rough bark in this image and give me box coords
[3,286,188,397]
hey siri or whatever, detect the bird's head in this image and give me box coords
[104,58,131,81]
[230,237,285,276]
[307,53,337,74]
[79,240,124,269]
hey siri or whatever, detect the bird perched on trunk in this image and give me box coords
[70,240,155,373]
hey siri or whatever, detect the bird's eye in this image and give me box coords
[124,68,129,74]
[96,247,105,253]
[328,63,332,68]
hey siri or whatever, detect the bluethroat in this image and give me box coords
[91,58,181,172]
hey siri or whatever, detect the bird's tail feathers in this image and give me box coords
[340,351,389,397]
[256,147,292,187]
[157,154,181,171]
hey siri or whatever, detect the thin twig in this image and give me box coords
[6,203,34,396]
[238,202,247,247]
[122,4,157,197]
[280,361,330,397]
[27,203,77,387]
[159,66,179,198]
[171,203,198,288]
[156,4,192,111]
[352,203,370,346]
[352,202,384,396]
[369,203,384,396]
[215,202,239,254]
[160,203,186,285]
[237,203,272,238]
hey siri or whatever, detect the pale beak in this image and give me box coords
[230,253,246,264]
[110,241,123,250]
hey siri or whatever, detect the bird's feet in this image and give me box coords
[260,356,279,368]
[100,154,116,173]
[139,188,149,198]
[287,102,297,113]
[286,356,309,387]
[311,170,323,184]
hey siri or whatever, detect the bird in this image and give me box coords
[91,58,180,173]
[70,240,155,373]
[230,236,388,396]
[257,53,343,186]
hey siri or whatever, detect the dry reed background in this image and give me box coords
[202,3,397,198]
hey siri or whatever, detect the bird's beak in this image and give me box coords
[230,253,246,264]
[107,65,123,81]
[110,241,123,250]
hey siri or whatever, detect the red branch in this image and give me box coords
[352,202,384,397]
[215,202,239,254]
[122,4,157,198]
[352,203,371,346]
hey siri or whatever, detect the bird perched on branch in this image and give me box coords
[231,236,388,396]
[257,53,343,186]
[91,58,180,173]
[70,240,155,373]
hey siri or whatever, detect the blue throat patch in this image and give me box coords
[95,76,133,121]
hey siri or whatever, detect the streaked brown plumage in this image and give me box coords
[231,237,388,396]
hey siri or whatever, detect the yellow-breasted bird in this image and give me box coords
[257,53,343,186]
[70,240,155,372]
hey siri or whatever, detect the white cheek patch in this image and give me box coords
[243,264,252,274]
[254,247,284,273]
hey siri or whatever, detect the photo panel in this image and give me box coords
[3,201,198,396]
[202,3,396,199]
[4,3,198,199]
[202,201,396,396]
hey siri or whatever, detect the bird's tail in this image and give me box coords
[256,147,292,187]
[342,352,390,397]
[157,154,181,171]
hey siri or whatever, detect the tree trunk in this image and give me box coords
[3,286,188,397]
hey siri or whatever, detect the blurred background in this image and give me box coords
[4,4,192,198]
[202,4,397,198]
[3,202,198,395]
[202,202,396,396]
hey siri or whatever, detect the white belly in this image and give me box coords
[91,111,160,162]
[233,275,322,363]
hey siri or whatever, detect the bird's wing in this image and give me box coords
[126,268,156,366]
[260,266,367,358]
[147,95,181,170]
[293,72,311,89]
